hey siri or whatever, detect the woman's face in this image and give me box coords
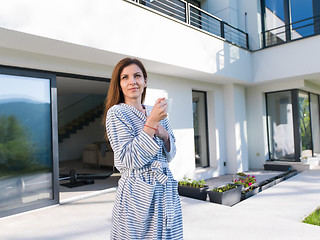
[120,64,147,103]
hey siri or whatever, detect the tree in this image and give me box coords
[0,115,39,175]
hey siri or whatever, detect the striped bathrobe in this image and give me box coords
[106,103,183,240]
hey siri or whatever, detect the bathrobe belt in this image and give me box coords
[125,161,174,229]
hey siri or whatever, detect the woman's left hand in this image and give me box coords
[156,124,171,152]
[156,124,169,141]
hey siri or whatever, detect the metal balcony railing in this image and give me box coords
[262,15,320,48]
[130,0,249,50]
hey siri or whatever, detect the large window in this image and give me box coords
[192,90,209,168]
[266,91,295,160]
[0,68,58,217]
[261,0,320,47]
[266,90,320,161]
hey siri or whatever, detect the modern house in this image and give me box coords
[1,0,320,218]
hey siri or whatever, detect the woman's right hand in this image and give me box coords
[146,98,167,127]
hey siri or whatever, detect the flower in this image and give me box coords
[233,174,257,189]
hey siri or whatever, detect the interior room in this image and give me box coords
[56,75,120,200]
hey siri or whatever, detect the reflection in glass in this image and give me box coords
[310,94,320,156]
[290,0,314,39]
[0,74,52,212]
[264,0,286,43]
[267,91,295,160]
[192,91,209,168]
[299,92,312,157]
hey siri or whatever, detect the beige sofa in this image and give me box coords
[82,141,114,170]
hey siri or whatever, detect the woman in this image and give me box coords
[103,58,183,239]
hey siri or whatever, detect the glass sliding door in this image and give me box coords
[298,91,312,157]
[266,91,295,160]
[192,90,209,168]
[310,94,320,156]
[0,68,58,217]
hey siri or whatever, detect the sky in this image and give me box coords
[0,74,51,103]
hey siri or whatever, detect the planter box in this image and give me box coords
[241,186,259,200]
[178,185,209,201]
[284,170,298,180]
[274,176,285,184]
[259,180,276,192]
[208,184,242,206]
[264,163,292,171]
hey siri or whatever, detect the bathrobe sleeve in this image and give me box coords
[106,106,161,170]
[161,117,176,162]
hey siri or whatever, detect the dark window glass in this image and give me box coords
[192,91,209,168]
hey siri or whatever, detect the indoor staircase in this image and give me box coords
[58,103,104,143]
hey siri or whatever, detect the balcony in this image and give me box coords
[129,0,249,50]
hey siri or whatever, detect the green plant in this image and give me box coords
[236,172,246,177]
[234,175,257,189]
[302,208,320,226]
[0,115,44,177]
[178,177,207,188]
[212,184,238,193]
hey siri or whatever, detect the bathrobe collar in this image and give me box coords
[119,103,150,122]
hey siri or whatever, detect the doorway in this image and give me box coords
[56,75,120,202]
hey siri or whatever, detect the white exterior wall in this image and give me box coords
[223,84,248,174]
[0,0,252,83]
[253,35,320,83]
[237,0,262,50]
[246,88,268,169]
[201,0,239,28]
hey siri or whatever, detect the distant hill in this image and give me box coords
[0,100,52,167]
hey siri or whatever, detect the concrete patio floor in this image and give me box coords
[1,167,320,240]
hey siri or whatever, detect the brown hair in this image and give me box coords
[102,58,148,139]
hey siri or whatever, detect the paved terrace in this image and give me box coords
[1,167,320,240]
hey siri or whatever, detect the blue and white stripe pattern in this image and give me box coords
[106,103,183,240]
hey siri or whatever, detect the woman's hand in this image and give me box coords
[156,124,169,141]
[144,98,168,138]
[156,124,170,152]
[146,98,167,127]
